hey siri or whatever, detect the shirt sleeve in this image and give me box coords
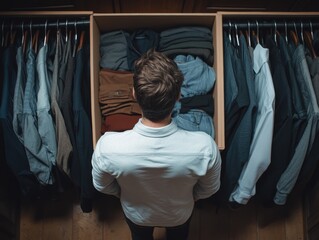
[193,142,221,201]
[91,139,121,198]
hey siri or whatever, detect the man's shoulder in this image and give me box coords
[177,128,213,140]
[99,130,134,144]
[176,129,215,148]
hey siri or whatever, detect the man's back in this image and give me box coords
[92,119,221,227]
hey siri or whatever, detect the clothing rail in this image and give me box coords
[0,18,89,30]
[223,21,319,30]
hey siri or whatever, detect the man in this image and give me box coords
[92,49,221,240]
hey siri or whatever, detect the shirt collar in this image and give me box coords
[253,43,269,74]
[133,118,179,138]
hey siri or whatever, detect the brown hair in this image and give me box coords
[133,49,184,122]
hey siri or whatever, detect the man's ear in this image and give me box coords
[132,88,136,100]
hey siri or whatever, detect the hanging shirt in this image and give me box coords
[36,44,57,170]
[257,36,294,206]
[230,43,275,205]
[51,30,73,175]
[22,46,56,185]
[274,44,319,205]
[294,53,319,193]
[219,35,256,202]
[60,38,81,186]
[12,46,26,145]
[0,45,40,198]
[278,35,308,165]
[73,43,95,213]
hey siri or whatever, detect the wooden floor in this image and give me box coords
[19,188,305,240]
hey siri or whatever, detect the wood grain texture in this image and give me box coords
[19,195,305,240]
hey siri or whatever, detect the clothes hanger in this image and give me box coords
[65,19,68,43]
[256,20,260,45]
[10,21,17,46]
[77,30,85,51]
[300,22,304,45]
[274,20,277,46]
[304,30,317,58]
[245,21,251,48]
[285,21,288,44]
[228,21,232,44]
[21,21,28,54]
[290,22,299,46]
[29,21,33,51]
[21,22,24,47]
[72,20,78,57]
[274,21,282,46]
[310,21,314,41]
[235,24,240,47]
[33,30,40,54]
[56,19,60,41]
[44,20,50,46]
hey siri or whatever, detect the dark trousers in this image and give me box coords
[125,216,192,240]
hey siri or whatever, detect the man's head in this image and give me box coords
[133,49,184,122]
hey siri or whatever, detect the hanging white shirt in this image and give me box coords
[230,43,275,204]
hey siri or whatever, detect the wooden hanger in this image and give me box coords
[290,30,299,46]
[33,30,40,54]
[304,30,317,58]
[44,20,50,46]
[77,30,85,51]
[22,31,28,54]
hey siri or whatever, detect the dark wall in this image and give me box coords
[1,0,318,12]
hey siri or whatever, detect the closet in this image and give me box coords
[0,9,318,240]
[218,11,319,240]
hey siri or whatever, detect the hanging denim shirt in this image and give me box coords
[230,43,275,205]
[0,45,40,198]
[221,34,257,201]
[274,44,319,205]
[172,55,215,137]
[12,46,26,144]
[21,46,55,185]
[36,44,57,171]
